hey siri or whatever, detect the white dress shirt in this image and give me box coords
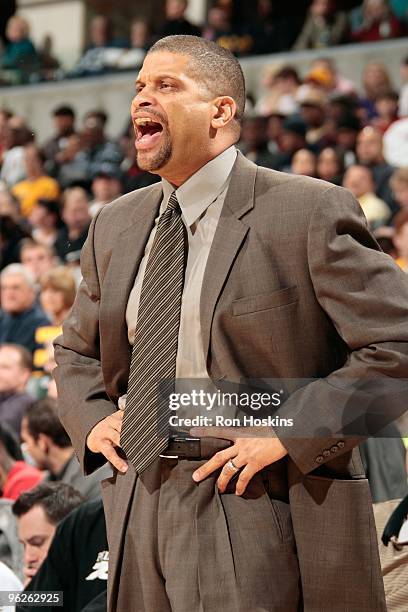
[126,145,237,381]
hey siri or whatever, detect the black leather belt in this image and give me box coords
[159,436,232,460]
[160,437,201,459]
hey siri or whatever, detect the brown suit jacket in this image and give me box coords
[54,152,408,610]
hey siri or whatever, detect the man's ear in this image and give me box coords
[38,433,50,453]
[211,96,237,129]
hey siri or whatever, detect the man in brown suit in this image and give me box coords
[54,36,408,611]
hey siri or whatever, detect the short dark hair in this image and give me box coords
[0,343,32,371]
[25,398,72,448]
[12,482,83,524]
[53,105,75,118]
[0,423,23,461]
[85,109,108,126]
[148,35,246,128]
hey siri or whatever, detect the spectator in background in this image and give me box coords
[49,133,87,189]
[115,19,150,71]
[0,215,30,270]
[291,148,317,176]
[0,15,39,74]
[352,0,405,43]
[21,399,110,501]
[203,4,256,56]
[372,90,400,133]
[274,115,308,171]
[89,168,123,216]
[292,0,348,50]
[334,113,361,166]
[129,18,150,51]
[316,146,345,184]
[343,164,391,228]
[12,482,83,585]
[360,61,394,119]
[71,14,128,77]
[11,145,60,218]
[85,15,114,51]
[17,498,108,612]
[356,125,397,212]
[0,344,33,437]
[202,5,236,50]
[0,264,50,354]
[41,106,76,169]
[309,57,356,95]
[28,200,62,249]
[240,116,279,169]
[255,65,300,118]
[0,423,43,501]
[0,123,34,187]
[38,267,76,327]
[265,108,287,156]
[399,55,408,117]
[37,33,60,81]
[393,208,408,271]
[19,239,56,284]
[33,267,76,371]
[54,187,91,263]
[156,0,201,38]
[298,88,330,148]
[77,110,123,179]
[390,167,408,210]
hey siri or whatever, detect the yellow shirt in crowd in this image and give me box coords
[12,175,60,217]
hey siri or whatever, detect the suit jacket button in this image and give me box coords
[337,440,345,449]
[330,445,338,453]
[323,449,331,458]
[315,455,323,463]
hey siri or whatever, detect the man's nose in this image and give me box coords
[24,545,38,565]
[132,89,155,110]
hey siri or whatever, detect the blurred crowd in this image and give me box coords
[1,0,408,85]
[0,4,408,610]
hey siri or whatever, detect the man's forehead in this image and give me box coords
[137,51,192,82]
[2,274,26,285]
[19,505,50,529]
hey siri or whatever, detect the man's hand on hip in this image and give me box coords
[190,426,287,495]
[86,411,128,473]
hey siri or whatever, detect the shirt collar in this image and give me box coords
[161,145,237,228]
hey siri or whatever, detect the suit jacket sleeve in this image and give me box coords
[53,211,115,475]
[274,184,408,474]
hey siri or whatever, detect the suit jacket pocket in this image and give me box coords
[232,286,298,316]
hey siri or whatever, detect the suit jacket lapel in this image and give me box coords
[200,153,257,371]
[100,184,162,396]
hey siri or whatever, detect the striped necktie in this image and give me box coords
[120,192,186,473]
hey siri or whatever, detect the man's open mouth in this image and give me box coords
[134,117,164,149]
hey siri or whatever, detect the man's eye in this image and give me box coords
[160,82,173,89]
[30,538,46,547]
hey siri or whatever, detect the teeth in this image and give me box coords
[135,118,154,126]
